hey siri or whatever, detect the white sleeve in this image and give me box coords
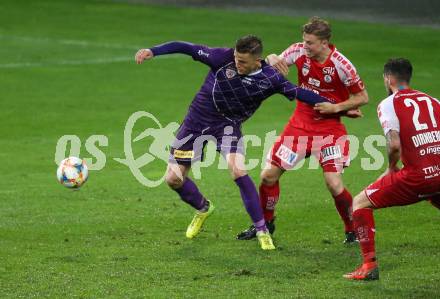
[377,94,400,135]
[280,43,303,66]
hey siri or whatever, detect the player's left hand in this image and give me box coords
[314,102,341,114]
[135,49,154,64]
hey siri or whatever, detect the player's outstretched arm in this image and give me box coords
[135,41,197,64]
[135,41,232,69]
[277,79,329,105]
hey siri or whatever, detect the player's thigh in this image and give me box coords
[364,171,421,208]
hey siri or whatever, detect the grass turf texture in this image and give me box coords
[1,0,440,297]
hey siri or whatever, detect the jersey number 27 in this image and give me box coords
[404,96,439,131]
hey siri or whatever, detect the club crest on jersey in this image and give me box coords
[321,145,342,162]
[324,74,332,83]
[302,63,310,76]
[225,68,236,79]
[275,144,297,166]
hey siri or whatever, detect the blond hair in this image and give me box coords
[303,16,332,41]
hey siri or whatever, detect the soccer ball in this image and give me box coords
[56,157,88,189]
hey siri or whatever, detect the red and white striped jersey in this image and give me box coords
[378,88,440,178]
[281,43,365,133]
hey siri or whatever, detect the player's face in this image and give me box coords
[303,33,328,59]
[383,73,393,95]
[234,50,261,75]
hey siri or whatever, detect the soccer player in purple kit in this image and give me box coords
[135,35,329,250]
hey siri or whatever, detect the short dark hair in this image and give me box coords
[383,58,413,84]
[235,35,263,57]
[303,16,332,41]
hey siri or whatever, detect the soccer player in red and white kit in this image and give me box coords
[344,58,440,280]
[237,17,369,242]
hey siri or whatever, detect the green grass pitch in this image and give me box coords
[1,0,440,297]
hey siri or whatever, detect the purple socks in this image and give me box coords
[174,178,208,211]
[235,175,267,232]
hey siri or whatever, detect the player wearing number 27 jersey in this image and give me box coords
[344,58,440,281]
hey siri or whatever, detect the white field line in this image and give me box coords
[0,34,141,50]
[0,34,182,68]
[0,56,133,68]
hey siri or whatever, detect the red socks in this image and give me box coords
[333,188,354,232]
[353,208,376,263]
[259,181,280,222]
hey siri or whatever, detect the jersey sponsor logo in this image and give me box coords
[411,130,440,148]
[275,144,297,166]
[321,145,342,162]
[225,68,236,79]
[323,67,335,76]
[324,74,332,83]
[422,164,440,179]
[426,145,440,155]
[197,49,209,57]
[241,77,253,85]
[308,77,320,87]
[173,150,194,159]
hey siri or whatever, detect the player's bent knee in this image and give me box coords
[165,171,185,189]
[260,171,279,186]
[352,192,372,211]
[231,168,247,180]
[325,176,343,196]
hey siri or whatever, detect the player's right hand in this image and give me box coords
[135,49,154,64]
[266,54,289,76]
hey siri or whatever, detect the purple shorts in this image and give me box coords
[170,122,244,165]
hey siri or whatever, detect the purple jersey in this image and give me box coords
[150,42,328,128]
